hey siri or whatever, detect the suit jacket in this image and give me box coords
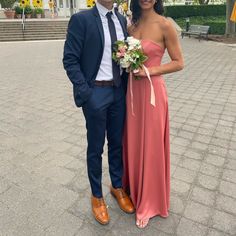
[63,6,128,107]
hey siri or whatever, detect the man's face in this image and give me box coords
[97,0,114,5]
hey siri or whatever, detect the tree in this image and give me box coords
[0,0,16,9]
[226,0,236,36]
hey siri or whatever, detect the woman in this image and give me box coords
[122,0,184,228]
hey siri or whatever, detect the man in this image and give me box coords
[63,0,134,225]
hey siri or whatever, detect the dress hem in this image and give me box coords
[136,211,169,220]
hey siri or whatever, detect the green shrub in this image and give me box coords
[35,7,43,14]
[175,16,226,35]
[14,5,23,14]
[24,5,33,14]
[0,0,16,9]
[164,5,226,19]
[205,22,226,35]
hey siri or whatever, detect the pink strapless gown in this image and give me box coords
[123,39,170,220]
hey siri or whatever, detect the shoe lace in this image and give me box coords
[118,189,127,198]
[97,198,106,207]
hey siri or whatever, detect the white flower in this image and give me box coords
[120,53,132,68]
[120,60,131,68]
[126,36,141,50]
[124,53,132,61]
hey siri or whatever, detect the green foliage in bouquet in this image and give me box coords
[112,40,126,62]
[129,50,148,71]
[112,37,148,80]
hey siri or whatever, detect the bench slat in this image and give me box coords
[181,24,210,41]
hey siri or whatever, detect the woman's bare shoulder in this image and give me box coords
[156,15,173,30]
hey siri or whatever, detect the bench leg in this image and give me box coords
[198,34,201,42]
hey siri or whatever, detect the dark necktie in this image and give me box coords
[106,11,121,87]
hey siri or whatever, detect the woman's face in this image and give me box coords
[138,0,155,10]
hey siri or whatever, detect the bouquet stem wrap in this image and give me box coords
[130,65,156,116]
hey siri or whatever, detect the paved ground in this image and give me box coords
[0,38,236,236]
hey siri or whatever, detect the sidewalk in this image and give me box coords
[0,38,236,236]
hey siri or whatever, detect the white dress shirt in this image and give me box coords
[95,2,124,81]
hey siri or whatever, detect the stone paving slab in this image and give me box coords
[0,38,236,236]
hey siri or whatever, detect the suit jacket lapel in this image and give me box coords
[93,6,105,48]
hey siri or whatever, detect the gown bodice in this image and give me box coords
[141,39,165,67]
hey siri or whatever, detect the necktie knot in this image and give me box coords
[106,11,113,19]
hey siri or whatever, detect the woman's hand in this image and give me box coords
[132,68,147,77]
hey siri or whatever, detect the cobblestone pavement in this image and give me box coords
[0,38,236,236]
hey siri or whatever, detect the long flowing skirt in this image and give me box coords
[123,75,170,219]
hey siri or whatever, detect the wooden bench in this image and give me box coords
[181,25,210,41]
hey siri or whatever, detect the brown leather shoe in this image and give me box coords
[91,195,110,225]
[110,186,135,214]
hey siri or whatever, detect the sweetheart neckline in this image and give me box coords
[140,39,165,52]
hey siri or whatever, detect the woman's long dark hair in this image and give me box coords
[130,0,164,25]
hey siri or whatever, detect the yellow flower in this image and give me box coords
[33,0,43,8]
[122,2,128,12]
[87,0,95,8]
[20,0,30,7]
[48,0,54,8]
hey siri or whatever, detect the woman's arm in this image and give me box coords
[134,20,184,77]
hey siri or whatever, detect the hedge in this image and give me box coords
[164,5,226,19]
[204,22,226,35]
[175,16,226,35]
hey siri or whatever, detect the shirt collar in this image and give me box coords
[96,2,115,17]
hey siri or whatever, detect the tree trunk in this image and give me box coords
[226,0,236,36]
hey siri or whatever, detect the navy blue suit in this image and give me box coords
[63,6,128,197]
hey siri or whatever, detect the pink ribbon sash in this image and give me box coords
[130,65,156,116]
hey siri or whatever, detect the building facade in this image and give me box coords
[54,0,94,17]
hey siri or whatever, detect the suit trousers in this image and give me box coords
[82,84,126,198]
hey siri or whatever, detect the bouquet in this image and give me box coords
[112,37,156,115]
[112,36,148,79]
